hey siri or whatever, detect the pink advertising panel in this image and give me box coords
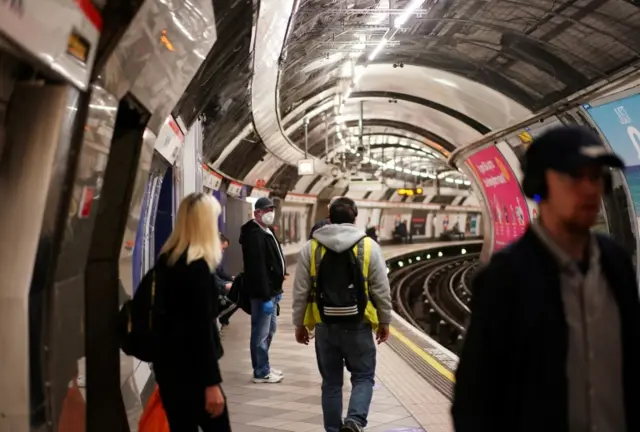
[466,146,529,252]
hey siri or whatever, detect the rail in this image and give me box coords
[450,264,471,314]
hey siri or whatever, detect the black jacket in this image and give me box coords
[452,228,640,432]
[153,254,223,390]
[309,218,330,239]
[216,265,233,283]
[240,220,285,301]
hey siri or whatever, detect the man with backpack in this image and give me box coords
[292,197,392,432]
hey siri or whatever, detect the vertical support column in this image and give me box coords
[85,97,149,432]
[181,118,203,196]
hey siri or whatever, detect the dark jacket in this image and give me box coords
[216,266,233,283]
[153,254,223,389]
[452,229,640,432]
[240,220,285,301]
[309,218,330,239]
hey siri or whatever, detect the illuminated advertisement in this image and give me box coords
[584,94,640,226]
[467,146,530,251]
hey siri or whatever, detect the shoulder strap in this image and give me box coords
[310,240,324,288]
[352,237,372,281]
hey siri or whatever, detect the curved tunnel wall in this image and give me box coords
[456,86,640,263]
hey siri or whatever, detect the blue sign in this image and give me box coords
[585,93,640,217]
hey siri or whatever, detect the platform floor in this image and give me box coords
[219,244,455,432]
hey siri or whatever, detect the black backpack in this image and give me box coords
[117,268,163,362]
[226,272,251,314]
[314,237,368,324]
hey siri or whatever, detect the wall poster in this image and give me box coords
[466,146,530,252]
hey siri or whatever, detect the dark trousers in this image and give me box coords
[219,303,239,325]
[156,375,231,431]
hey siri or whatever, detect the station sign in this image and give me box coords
[227,181,244,198]
[250,188,270,198]
[284,193,316,204]
[154,116,185,165]
[298,159,315,176]
[202,165,222,191]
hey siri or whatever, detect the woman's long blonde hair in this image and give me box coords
[159,192,222,271]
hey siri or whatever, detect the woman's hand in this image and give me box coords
[205,385,225,417]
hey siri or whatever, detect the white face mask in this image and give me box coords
[261,211,275,226]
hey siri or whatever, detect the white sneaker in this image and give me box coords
[253,373,284,384]
[271,368,284,377]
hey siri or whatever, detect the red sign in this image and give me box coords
[78,186,95,218]
[256,179,266,188]
[466,146,529,252]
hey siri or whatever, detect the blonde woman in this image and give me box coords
[153,192,230,432]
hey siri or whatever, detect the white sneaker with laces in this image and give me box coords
[253,373,284,384]
[271,368,284,377]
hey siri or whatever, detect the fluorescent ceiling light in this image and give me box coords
[394,0,425,28]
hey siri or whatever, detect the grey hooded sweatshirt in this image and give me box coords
[291,223,393,327]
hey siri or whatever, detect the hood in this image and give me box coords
[312,223,366,253]
[239,219,263,244]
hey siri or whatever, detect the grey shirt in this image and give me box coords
[531,222,626,432]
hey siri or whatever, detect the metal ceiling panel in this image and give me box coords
[350,64,532,130]
[335,99,482,147]
[244,153,285,186]
[251,0,329,174]
[101,0,217,133]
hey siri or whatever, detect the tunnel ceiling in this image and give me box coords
[172,0,255,166]
[279,0,640,172]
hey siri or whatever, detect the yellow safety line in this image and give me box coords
[389,325,456,383]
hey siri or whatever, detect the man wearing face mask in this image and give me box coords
[240,197,286,383]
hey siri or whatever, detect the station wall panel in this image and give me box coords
[379,209,412,240]
[279,203,311,255]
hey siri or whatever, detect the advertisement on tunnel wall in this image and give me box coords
[584,94,640,230]
[466,146,530,252]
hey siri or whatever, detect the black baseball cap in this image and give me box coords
[254,197,275,210]
[522,125,624,177]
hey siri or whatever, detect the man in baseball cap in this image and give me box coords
[453,125,640,432]
[521,125,624,232]
[239,195,286,383]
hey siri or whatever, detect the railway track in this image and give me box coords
[391,254,479,353]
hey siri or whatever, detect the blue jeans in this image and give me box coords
[250,297,278,378]
[315,323,376,432]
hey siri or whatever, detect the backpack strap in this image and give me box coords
[352,236,371,289]
[310,240,324,289]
